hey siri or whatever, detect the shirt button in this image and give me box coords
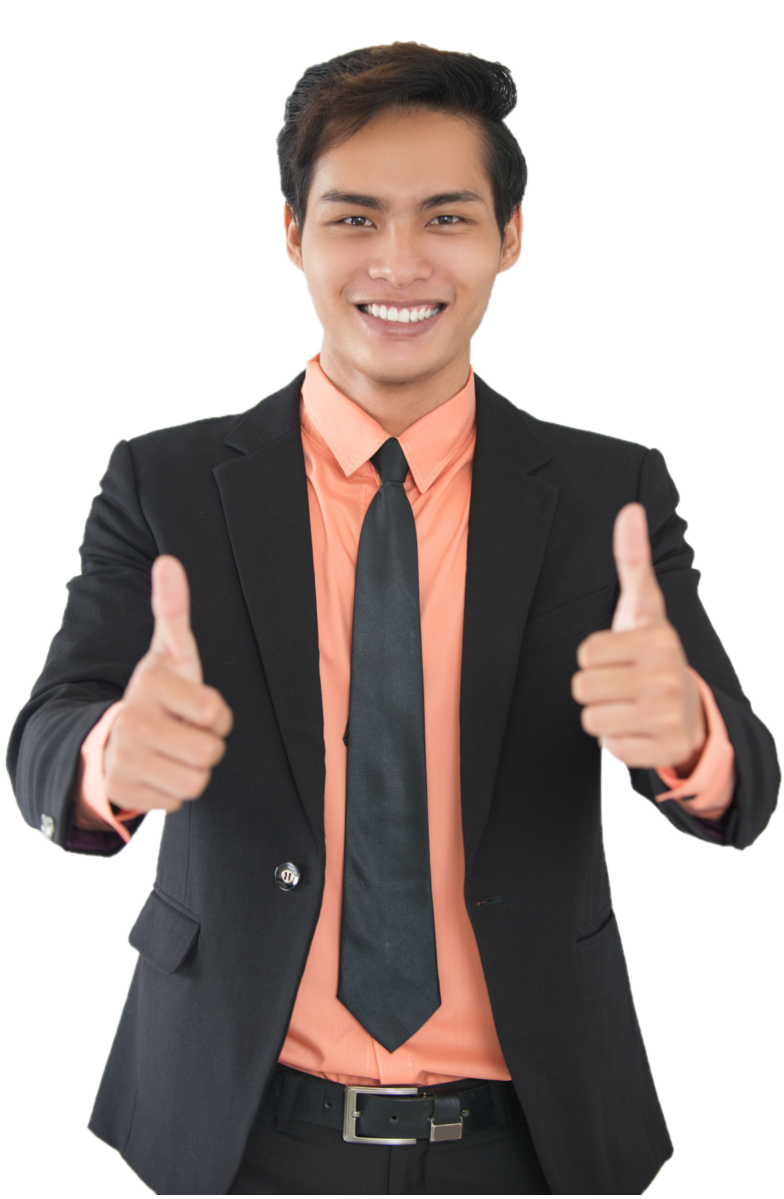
[40,814,55,840]
[275,862,300,891]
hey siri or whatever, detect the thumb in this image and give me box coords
[611,503,667,631]
[148,555,203,683]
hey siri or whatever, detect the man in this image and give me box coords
[7,42,779,1196]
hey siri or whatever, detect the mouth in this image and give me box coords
[356,302,446,326]
[357,304,448,338]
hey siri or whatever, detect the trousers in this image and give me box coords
[229,1067,552,1195]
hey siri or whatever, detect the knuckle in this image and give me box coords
[195,736,223,768]
[198,688,222,725]
[178,762,206,800]
[176,775,198,800]
[189,739,212,768]
[182,767,211,799]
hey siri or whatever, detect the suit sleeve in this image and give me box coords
[6,439,157,852]
[628,446,781,848]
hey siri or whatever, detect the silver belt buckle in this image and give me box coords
[343,1085,418,1144]
[345,1088,467,1141]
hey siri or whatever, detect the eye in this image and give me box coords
[339,215,374,227]
[429,214,463,226]
[340,215,462,226]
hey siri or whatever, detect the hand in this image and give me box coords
[103,556,234,813]
[571,503,706,771]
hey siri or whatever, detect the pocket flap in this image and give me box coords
[129,888,200,975]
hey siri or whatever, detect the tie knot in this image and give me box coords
[371,437,409,485]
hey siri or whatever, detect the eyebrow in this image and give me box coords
[317,189,486,212]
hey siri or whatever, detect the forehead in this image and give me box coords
[310,108,491,205]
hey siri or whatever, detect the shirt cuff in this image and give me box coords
[73,700,142,843]
[654,668,736,820]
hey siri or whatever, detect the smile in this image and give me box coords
[357,303,445,324]
[357,302,448,335]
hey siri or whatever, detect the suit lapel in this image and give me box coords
[212,371,558,865]
[460,377,560,874]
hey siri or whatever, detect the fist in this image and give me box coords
[103,555,234,813]
[571,504,706,771]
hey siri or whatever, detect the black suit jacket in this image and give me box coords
[8,373,779,1195]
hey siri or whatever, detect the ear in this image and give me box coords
[284,204,304,270]
[498,205,522,274]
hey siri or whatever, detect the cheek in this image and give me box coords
[300,242,352,291]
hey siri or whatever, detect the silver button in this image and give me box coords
[40,814,55,840]
[275,862,300,891]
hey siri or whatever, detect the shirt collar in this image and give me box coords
[300,355,476,493]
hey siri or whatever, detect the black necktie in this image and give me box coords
[337,437,441,1053]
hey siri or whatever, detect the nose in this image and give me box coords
[367,226,433,290]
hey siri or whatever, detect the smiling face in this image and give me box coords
[285,107,521,424]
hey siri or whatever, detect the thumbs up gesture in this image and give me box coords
[571,504,706,771]
[103,556,234,813]
[147,553,206,685]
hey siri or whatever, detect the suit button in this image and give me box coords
[40,814,55,840]
[275,862,300,891]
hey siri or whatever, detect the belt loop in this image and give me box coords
[489,1080,513,1131]
[275,1068,303,1133]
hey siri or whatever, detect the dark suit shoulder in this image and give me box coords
[123,371,306,471]
[522,409,649,470]
[126,411,245,458]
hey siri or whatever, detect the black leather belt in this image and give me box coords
[263,1065,523,1145]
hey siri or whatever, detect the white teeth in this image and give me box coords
[360,303,442,323]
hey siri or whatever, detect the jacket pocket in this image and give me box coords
[574,904,622,997]
[128,886,200,975]
[520,584,616,659]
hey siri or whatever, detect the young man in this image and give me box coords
[8,43,779,1196]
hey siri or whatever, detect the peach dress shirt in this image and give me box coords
[77,356,736,1086]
